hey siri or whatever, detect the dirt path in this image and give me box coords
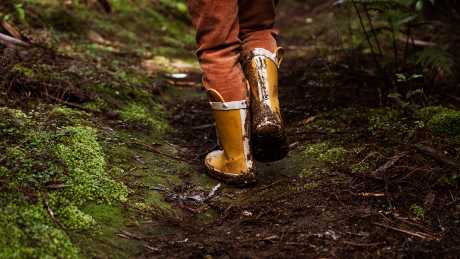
[134,49,459,257]
[132,2,460,258]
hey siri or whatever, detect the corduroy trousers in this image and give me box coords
[186,0,279,102]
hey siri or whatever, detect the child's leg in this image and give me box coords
[238,0,289,163]
[186,0,247,102]
[238,0,280,55]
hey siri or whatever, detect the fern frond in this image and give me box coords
[415,47,455,75]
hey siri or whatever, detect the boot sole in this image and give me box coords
[253,124,289,163]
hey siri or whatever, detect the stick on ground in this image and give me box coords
[42,92,102,114]
[0,32,31,47]
[130,142,194,164]
[36,184,79,247]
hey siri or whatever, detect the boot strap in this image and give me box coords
[242,48,283,68]
[209,100,249,110]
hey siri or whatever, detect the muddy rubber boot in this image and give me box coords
[205,89,258,185]
[242,47,289,163]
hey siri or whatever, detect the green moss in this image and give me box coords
[54,106,91,118]
[56,126,132,206]
[116,102,167,130]
[0,204,79,259]
[11,66,35,77]
[422,106,460,139]
[0,106,135,257]
[301,140,369,178]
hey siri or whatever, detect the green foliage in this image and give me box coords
[388,82,424,115]
[323,214,335,222]
[410,204,425,217]
[14,3,26,22]
[415,47,455,75]
[422,106,460,139]
[345,0,453,78]
[395,73,423,83]
[11,66,35,77]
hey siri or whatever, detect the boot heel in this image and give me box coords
[243,47,289,163]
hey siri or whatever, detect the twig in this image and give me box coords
[42,92,102,114]
[190,124,214,130]
[138,185,167,191]
[339,168,385,182]
[370,151,410,176]
[0,104,60,164]
[332,192,350,213]
[384,179,397,221]
[342,241,386,247]
[416,146,459,171]
[371,222,436,240]
[243,179,288,195]
[36,184,79,246]
[0,32,32,47]
[194,144,218,160]
[130,142,193,164]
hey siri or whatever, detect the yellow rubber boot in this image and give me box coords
[205,90,258,185]
[242,47,289,163]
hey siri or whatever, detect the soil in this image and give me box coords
[138,51,460,258]
[137,3,460,258]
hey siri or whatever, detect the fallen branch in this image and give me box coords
[190,124,214,130]
[36,184,79,246]
[336,168,385,182]
[130,142,193,164]
[42,92,102,114]
[342,241,386,247]
[370,151,410,176]
[416,146,459,171]
[371,222,437,240]
[397,36,437,47]
[0,32,32,47]
[0,21,26,41]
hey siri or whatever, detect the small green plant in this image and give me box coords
[410,204,425,217]
[395,73,423,83]
[14,3,26,23]
[388,74,424,115]
[323,214,335,222]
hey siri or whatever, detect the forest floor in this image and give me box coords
[1,0,460,258]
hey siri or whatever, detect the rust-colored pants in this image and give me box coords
[186,0,279,102]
